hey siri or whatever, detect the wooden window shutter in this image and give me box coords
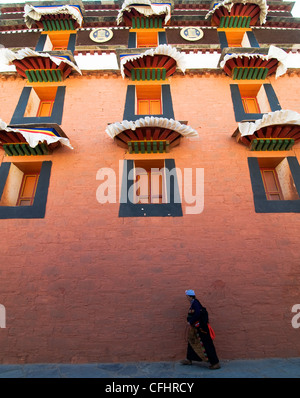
[37,100,54,117]
[261,168,283,200]
[17,174,39,206]
[137,100,150,115]
[242,97,260,113]
[150,99,161,114]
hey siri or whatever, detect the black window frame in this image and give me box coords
[0,161,52,219]
[119,159,182,217]
[123,84,174,121]
[218,30,260,49]
[128,31,167,48]
[35,33,76,53]
[230,83,281,122]
[10,86,66,125]
[248,156,300,213]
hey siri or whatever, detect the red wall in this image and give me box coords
[0,72,299,363]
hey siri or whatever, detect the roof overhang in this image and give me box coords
[0,48,81,81]
[106,117,198,153]
[219,46,288,79]
[233,110,300,151]
[117,0,172,26]
[24,3,84,29]
[119,45,186,79]
[0,120,73,156]
[205,0,268,26]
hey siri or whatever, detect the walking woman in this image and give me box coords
[181,289,220,370]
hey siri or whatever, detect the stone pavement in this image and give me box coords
[0,357,299,378]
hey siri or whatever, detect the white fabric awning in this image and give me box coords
[238,110,300,137]
[120,44,186,78]
[0,119,73,149]
[205,0,268,25]
[0,48,82,75]
[106,117,198,139]
[220,45,288,78]
[117,0,172,25]
[24,4,83,28]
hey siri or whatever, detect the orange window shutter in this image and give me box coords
[261,169,283,201]
[150,100,161,115]
[138,100,150,115]
[137,32,158,48]
[17,174,39,206]
[37,101,53,117]
[242,97,260,113]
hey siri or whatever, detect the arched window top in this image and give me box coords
[106,116,198,153]
[234,110,300,150]
[117,1,172,26]
[24,4,84,30]
[120,44,186,79]
[206,0,268,26]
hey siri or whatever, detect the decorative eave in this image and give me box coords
[106,117,198,153]
[116,0,172,26]
[24,4,84,30]
[119,44,186,79]
[0,120,73,156]
[219,45,288,79]
[233,110,300,151]
[205,0,268,26]
[0,48,81,81]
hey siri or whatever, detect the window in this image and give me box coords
[40,32,71,51]
[0,162,41,207]
[0,161,52,219]
[260,168,283,200]
[137,99,161,114]
[35,32,76,53]
[128,31,167,49]
[24,87,57,118]
[10,86,66,125]
[123,85,174,121]
[136,31,158,48]
[119,159,182,217]
[242,97,260,113]
[239,85,270,114]
[230,83,280,122]
[17,173,39,206]
[136,85,162,115]
[218,29,251,47]
[258,158,299,201]
[218,30,259,49]
[37,101,54,117]
[248,157,300,213]
[135,160,164,204]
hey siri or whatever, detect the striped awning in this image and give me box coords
[106,117,198,151]
[0,119,73,156]
[205,0,268,25]
[234,110,300,150]
[220,46,288,79]
[24,4,84,29]
[0,48,81,80]
[120,45,186,79]
[117,0,172,25]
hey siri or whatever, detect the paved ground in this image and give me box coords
[0,357,299,378]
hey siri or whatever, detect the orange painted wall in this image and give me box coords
[0,72,299,363]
